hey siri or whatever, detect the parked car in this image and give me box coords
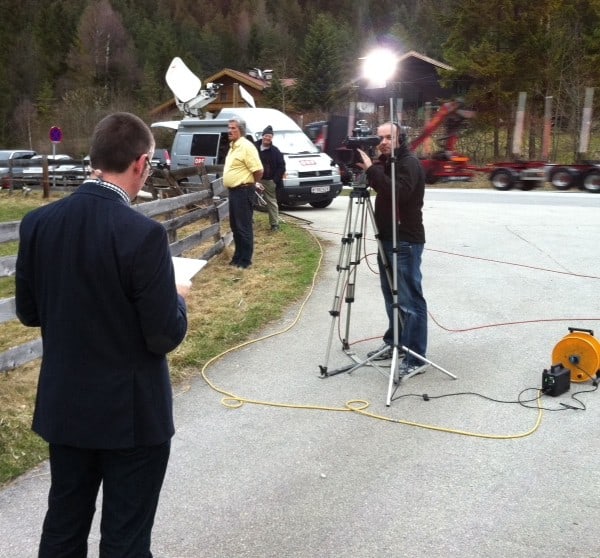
[52,155,91,181]
[22,154,91,184]
[0,149,37,188]
[151,148,171,170]
[23,154,71,181]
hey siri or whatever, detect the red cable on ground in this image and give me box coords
[427,248,600,281]
[318,226,600,339]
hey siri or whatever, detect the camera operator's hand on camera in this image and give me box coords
[356,148,372,171]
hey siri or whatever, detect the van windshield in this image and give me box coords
[264,131,319,155]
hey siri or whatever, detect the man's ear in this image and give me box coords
[133,155,146,176]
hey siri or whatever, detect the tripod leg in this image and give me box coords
[319,188,373,377]
[341,198,369,347]
[319,192,365,375]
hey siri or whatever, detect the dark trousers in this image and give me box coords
[228,186,255,267]
[38,441,170,558]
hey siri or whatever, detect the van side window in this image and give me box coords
[191,134,219,157]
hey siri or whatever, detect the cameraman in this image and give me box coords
[357,122,427,374]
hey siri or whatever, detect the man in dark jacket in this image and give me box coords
[255,125,286,231]
[15,112,189,557]
[358,122,427,375]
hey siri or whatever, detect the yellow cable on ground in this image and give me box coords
[199,222,544,441]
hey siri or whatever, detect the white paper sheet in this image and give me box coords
[172,257,207,284]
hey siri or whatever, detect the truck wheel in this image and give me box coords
[490,169,515,191]
[309,199,333,208]
[550,167,575,190]
[582,170,600,193]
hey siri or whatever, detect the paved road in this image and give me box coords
[1,188,599,557]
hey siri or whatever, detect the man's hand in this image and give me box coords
[255,182,265,192]
[176,281,191,298]
[356,148,372,171]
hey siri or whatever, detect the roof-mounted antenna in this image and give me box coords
[166,57,221,118]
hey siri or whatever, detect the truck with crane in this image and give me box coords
[305,99,547,190]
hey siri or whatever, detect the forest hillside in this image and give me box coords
[2,0,600,161]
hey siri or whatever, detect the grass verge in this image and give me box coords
[0,195,321,485]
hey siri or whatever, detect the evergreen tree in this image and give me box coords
[441,0,600,159]
[293,14,355,113]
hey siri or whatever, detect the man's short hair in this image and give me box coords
[90,112,153,173]
[229,118,246,136]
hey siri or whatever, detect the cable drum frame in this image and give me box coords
[552,327,600,383]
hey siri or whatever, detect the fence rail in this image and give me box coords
[0,170,229,372]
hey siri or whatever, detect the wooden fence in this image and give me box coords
[0,168,230,373]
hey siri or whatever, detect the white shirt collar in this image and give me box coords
[92,179,131,205]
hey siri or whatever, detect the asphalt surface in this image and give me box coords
[1,188,600,558]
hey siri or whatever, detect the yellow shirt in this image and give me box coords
[223,137,263,187]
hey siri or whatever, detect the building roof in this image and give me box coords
[205,68,270,91]
[398,50,453,71]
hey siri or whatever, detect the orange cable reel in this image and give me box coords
[552,327,600,383]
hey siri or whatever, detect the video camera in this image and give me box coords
[334,120,381,170]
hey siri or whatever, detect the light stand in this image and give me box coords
[384,95,456,405]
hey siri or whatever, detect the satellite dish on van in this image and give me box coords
[165,57,222,118]
[166,57,202,103]
[239,85,256,108]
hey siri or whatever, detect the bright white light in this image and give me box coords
[361,48,398,88]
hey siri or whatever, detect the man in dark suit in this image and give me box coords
[15,112,189,557]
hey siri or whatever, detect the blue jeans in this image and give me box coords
[377,240,427,365]
[38,441,170,558]
[228,186,255,267]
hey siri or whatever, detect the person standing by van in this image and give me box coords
[255,125,286,231]
[224,117,264,269]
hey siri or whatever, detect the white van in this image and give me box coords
[164,107,343,208]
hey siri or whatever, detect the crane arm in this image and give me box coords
[410,100,475,152]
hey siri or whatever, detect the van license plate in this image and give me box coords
[311,186,330,193]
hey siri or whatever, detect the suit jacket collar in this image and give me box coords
[78,179,131,205]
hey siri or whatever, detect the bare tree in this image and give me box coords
[13,99,38,150]
[67,0,138,102]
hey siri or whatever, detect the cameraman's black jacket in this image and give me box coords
[366,144,425,244]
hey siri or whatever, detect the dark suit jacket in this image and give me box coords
[15,182,188,449]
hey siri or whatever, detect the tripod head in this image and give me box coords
[346,167,371,197]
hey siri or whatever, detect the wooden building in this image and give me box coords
[358,51,456,110]
[150,51,454,121]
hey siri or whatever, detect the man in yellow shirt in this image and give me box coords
[223,118,264,269]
